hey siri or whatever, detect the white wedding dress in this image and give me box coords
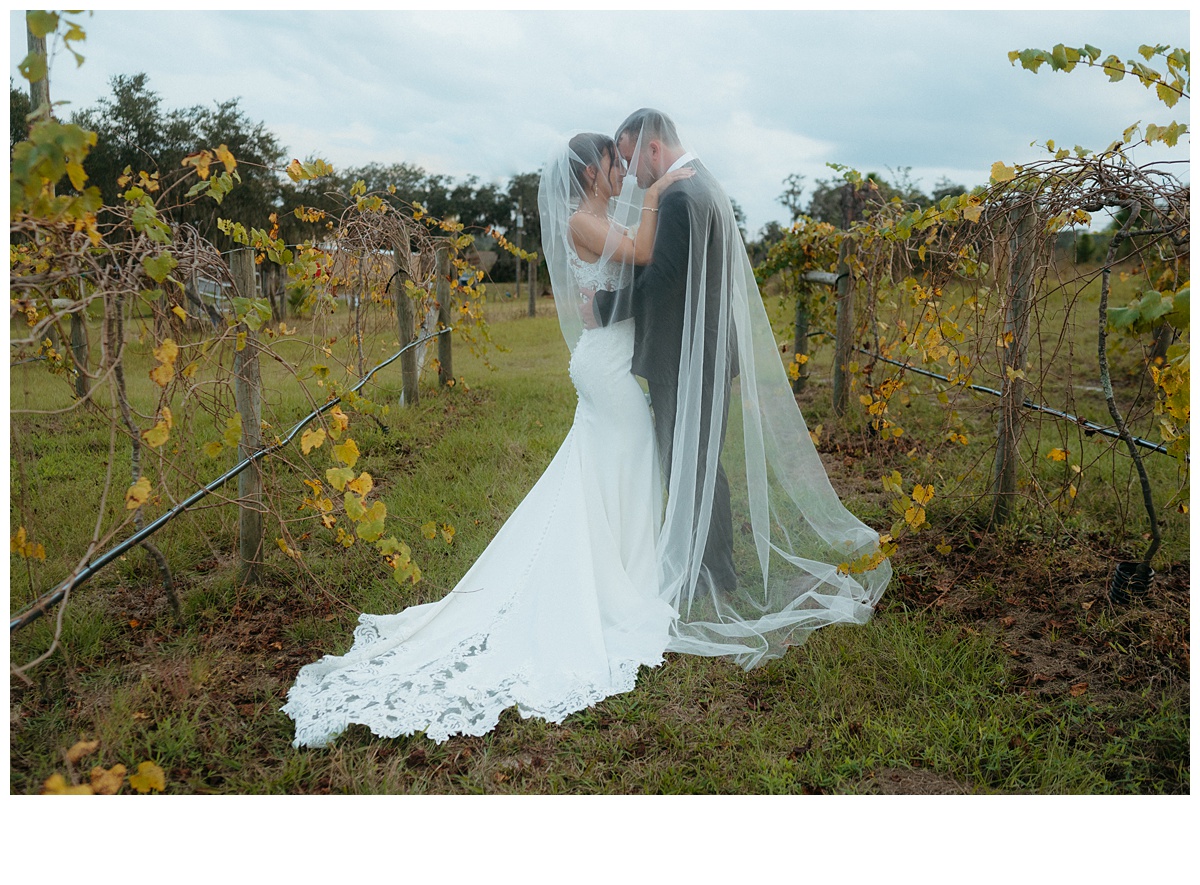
[282,251,676,746]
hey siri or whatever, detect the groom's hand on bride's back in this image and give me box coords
[580,288,599,329]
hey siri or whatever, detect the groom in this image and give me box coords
[590,108,739,594]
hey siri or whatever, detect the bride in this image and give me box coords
[282,133,693,746]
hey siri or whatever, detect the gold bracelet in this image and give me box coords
[642,206,659,213]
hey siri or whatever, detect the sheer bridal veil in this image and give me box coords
[539,111,891,668]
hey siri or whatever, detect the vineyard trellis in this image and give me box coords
[9,14,537,675]
[759,123,1188,589]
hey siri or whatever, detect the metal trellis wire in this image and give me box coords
[10,327,451,633]
[807,328,1180,459]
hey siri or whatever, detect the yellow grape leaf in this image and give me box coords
[904,505,926,530]
[182,361,199,379]
[89,764,127,795]
[42,773,94,795]
[356,517,385,543]
[912,484,934,505]
[153,339,178,366]
[392,556,422,585]
[326,466,356,491]
[990,161,1016,183]
[125,476,152,510]
[128,760,166,794]
[328,405,350,438]
[172,305,188,322]
[162,406,173,430]
[183,150,212,180]
[300,426,326,454]
[858,394,873,407]
[143,419,170,448]
[149,362,174,387]
[202,440,224,458]
[1005,365,1026,381]
[276,537,301,561]
[421,521,437,540]
[962,204,983,223]
[65,739,100,765]
[215,143,236,173]
[333,438,360,468]
[223,414,243,449]
[11,526,47,560]
[235,330,247,352]
[441,524,456,544]
[320,513,337,529]
[376,536,408,556]
[345,472,373,496]
[343,492,366,521]
[1047,448,1069,462]
[1068,483,1078,499]
[936,540,952,555]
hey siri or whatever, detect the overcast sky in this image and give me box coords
[9,5,1191,236]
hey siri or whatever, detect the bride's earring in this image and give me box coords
[593,182,599,198]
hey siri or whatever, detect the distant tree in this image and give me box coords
[183,97,285,238]
[805,177,847,226]
[71,74,285,242]
[10,80,32,152]
[883,166,931,208]
[930,176,967,205]
[747,219,787,266]
[492,170,541,281]
[71,73,187,205]
[730,198,748,242]
[778,172,806,223]
[1074,231,1097,264]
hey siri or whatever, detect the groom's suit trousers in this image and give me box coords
[647,375,738,593]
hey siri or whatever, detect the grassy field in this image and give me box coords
[8,278,1189,795]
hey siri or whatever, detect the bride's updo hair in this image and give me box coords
[567,132,617,201]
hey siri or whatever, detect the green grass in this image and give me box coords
[9,280,1189,794]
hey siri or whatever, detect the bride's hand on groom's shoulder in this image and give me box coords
[649,167,695,201]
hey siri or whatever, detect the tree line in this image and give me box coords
[10,72,540,281]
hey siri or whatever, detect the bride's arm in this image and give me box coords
[569,167,694,265]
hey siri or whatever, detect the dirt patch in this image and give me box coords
[884,531,1190,709]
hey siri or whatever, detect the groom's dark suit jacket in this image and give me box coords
[593,159,740,590]
[593,160,739,388]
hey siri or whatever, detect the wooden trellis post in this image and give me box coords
[435,246,453,386]
[391,241,419,405]
[69,302,88,398]
[528,254,537,316]
[794,271,839,395]
[230,249,263,581]
[831,184,860,417]
[989,206,1035,526]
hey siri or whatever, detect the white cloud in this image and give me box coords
[10,8,1189,236]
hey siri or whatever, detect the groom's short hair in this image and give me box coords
[616,108,681,149]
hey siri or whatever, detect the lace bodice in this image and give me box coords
[566,235,623,294]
